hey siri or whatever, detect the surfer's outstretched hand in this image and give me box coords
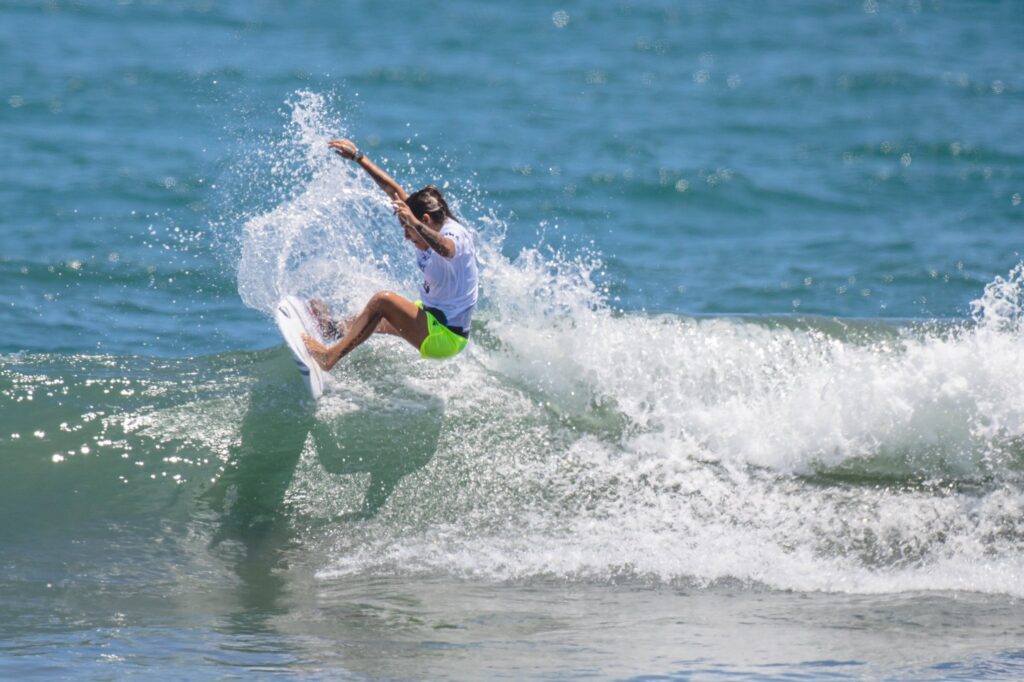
[328,139,359,160]
[302,335,332,371]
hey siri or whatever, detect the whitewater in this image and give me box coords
[209,92,1024,596]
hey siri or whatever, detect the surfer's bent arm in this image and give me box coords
[393,200,455,258]
[328,139,409,202]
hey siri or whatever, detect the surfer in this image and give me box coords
[302,138,478,371]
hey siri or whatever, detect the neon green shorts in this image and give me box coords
[416,301,469,360]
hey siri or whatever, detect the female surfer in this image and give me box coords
[302,138,478,371]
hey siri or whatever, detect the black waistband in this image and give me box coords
[424,305,469,338]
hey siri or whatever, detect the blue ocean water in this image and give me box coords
[2,1,1023,679]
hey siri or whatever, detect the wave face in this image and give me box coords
[8,93,1021,599]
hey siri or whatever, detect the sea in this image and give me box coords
[2,1,1022,679]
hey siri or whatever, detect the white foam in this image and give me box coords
[233,92,1024,596]
[309,261,1024,595]
[236,91,416,317]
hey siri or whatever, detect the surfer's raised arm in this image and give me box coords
[328,139,409,202]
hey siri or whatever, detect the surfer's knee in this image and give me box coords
[367,290,400,314]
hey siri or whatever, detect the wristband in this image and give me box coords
[354,150,365,162]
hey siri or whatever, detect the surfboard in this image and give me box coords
[274,295,327,399]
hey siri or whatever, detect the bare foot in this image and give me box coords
[302,334,332,371]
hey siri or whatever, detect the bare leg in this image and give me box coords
[309,299,400,339]
[303,291,428,371]
[333,316,402,338]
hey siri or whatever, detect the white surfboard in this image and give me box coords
[274,295,327,399]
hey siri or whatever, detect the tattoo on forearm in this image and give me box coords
[415,223,449,255]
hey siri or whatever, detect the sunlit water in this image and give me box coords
[2,1,1022,679]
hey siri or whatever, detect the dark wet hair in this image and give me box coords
[405,185,453,224]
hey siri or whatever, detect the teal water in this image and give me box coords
[2,1,1023,679]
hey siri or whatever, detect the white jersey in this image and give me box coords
[415,220,478,331]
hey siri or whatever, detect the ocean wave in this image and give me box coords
[227,93,1024,595]
[3,281,1022,594]
[6,92,1021,597]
